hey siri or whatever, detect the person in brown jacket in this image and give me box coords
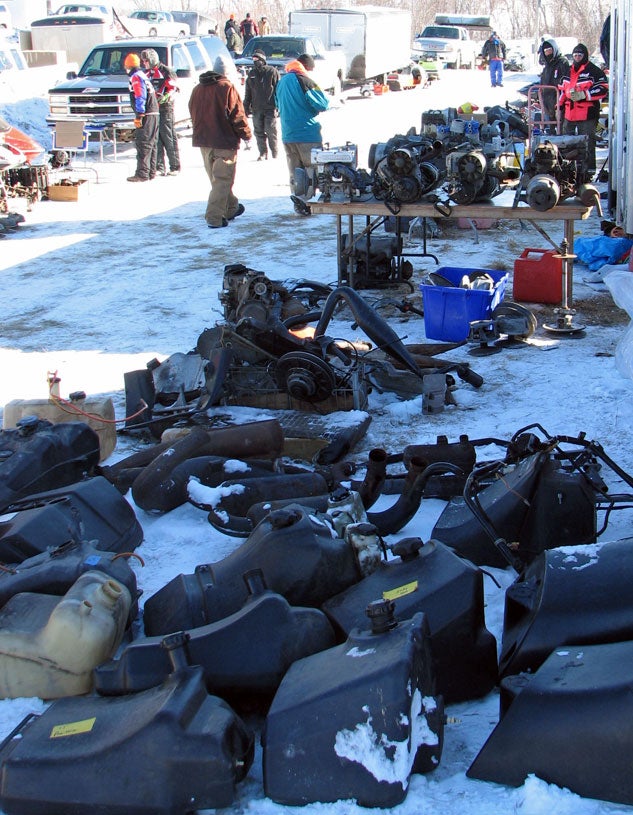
[188,55,252,228]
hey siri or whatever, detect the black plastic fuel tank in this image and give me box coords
[143,504,361,636]
[96,570,336,706]
[0,477,143,562]
[0,646,254,815]
[263,601,444,808]
[0,540,140,623]
[322,537,497,703]
[0,419,100,511]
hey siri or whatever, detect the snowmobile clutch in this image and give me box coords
[273,353,337,402]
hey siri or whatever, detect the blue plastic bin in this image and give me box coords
[421,267,508,341]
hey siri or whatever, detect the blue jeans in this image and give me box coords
[489,60,503,86]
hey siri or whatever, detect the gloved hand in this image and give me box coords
[570,90,586,101]
[134,116,144,128]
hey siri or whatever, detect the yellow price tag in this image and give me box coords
[383,580,418,601]
[50,717,96,739]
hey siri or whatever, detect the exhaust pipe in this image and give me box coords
[315,287,423,379]
[357,449,388,509]
[368,458,464,535]
[131,421,284,513]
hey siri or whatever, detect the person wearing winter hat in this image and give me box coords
[224,14,242,55]
[240,12,258,45]
[537,39,569,132]
[188,54,252,228]
[244,49,280,160]
[558,44,608,178]
[141,48,180,176]
[480,31,506,87]
[274,53,329,215]
[124,52,159,182]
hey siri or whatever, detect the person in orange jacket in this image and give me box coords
[558,43,608,178]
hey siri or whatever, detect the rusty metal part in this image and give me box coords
[367,459,464,535]
[131,422,284,513]
[357,449,388,510]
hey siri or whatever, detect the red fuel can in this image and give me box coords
[513,248,563,304]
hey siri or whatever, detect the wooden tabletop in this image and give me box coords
[308,193,593,221]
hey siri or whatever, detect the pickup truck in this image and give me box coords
[126,11,189,38]
[46,35,238,134]
[235,35,345,95]
[412,25,479,69]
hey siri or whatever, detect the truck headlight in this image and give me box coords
[49,105,68,114]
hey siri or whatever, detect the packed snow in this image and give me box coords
[1,62,633,815]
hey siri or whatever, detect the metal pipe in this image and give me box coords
[314,286,424,379]
[367,461,464,535]
[357,448,388,509]
[131,421,284,513]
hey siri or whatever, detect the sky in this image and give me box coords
[1,57,633,815]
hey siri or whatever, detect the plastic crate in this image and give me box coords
[421,266,508,341]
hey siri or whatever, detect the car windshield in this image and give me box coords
[241,37,307,60]
[79,45,168,75]
[420,26,459,39]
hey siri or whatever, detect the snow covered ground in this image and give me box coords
[1,66,633,814]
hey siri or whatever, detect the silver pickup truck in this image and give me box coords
[46,35,238,133]
[412,25,480,70]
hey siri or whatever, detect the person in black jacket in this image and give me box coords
[537,39,569,133]
[481,32,506,87]
[243,50,280,160]
[141,48,180,175]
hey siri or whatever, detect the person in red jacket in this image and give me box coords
[188,55,252,228]
[240,13,258,45]
[558,43,608,178]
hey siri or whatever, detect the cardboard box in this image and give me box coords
[470,113,488,125]
[47,179,88,202]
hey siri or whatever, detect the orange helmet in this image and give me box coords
[124,53,141,70]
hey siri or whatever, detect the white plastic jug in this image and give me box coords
[0,571,131,699]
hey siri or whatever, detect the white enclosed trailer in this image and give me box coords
[289,6,411,85]
[608,0,632,235]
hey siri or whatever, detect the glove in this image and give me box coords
[134,116,144,128]
[570,90,586,102]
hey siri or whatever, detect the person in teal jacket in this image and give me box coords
[274,54,329,215]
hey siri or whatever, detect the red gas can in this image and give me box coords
[513,248,563,304]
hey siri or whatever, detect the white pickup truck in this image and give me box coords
[126,11,189,38]
[412,24,480,69]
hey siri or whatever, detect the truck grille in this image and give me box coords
[51,93,131,118]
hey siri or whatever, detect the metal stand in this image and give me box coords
[543,239,586,335]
